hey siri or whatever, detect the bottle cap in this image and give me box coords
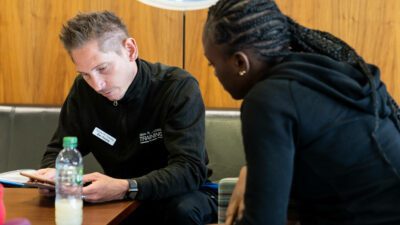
[63,136,78,148]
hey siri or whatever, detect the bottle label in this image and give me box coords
[76,167,83,185]
[92,127,116,146]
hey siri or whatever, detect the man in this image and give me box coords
[37,11,216,225]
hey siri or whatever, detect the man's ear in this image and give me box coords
[233,51,250,74]
[124,38,139,61]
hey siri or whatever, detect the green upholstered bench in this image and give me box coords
[0,106,245,181]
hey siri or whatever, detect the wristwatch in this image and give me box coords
[125,179,138,200]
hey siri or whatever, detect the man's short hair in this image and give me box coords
[60,11,129,54]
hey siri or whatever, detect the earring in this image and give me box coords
[239,70,246,76]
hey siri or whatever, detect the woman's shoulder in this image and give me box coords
[245,78,296,103]
[243,78,299,118]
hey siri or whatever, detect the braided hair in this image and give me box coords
[205,0,371,75]
[205,0,290,58]
[205,0,400,175]
[205,0,380,119]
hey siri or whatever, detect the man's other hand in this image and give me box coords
[35,168,56,197]
[82,172,129,203]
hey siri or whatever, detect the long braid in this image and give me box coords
[286,18,380,128]
[286,18,400,145]
[287,7,400,179]
[206,0,400,178]
[286,17,360,64]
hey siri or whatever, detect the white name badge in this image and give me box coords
[92,127,116,146]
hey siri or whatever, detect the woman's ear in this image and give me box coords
[124,38,139,61]
[233,51,250,76]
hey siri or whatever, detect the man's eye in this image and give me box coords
[98,66,107,72]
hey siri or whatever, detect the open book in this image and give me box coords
[0,169,55,189]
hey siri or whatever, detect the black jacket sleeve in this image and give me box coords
[135,77,208,200]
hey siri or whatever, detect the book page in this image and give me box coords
[0,169,37,186]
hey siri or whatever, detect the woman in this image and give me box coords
[202,0,400,225]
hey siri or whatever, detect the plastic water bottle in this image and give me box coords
[55,136,83,225]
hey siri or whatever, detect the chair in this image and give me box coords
[204,110,245,223]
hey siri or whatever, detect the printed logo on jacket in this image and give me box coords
[139,128,163,144]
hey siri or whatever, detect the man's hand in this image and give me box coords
[82,172,129,203]
[225,166,247,225]
[35,168,56,197]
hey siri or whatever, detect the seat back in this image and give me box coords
[0,106,245,180]
[0,106,102,173]
[205,110,245,181]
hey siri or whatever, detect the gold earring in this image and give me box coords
[239,70,246,76]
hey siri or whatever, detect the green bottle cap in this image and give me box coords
[63,136,78,148]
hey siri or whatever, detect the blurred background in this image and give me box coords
[0,0,398,109]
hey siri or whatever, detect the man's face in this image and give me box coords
[71,39,137,101]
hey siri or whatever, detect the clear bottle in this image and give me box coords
[55,136,83,225]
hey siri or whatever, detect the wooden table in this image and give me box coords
[3,188,140,225]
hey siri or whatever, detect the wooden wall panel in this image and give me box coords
[278,0,400,104]
[1,0,398,108]
[185,0,400,109]
[0,0,183,105]
[185,9,242,109]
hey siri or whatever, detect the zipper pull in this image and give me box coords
[113,101,118,106]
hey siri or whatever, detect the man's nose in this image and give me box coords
[91,75,105,92]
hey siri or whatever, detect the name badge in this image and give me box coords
[92,127,116,146]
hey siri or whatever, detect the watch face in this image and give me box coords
[128,179,138,191]
[127,179,138,200]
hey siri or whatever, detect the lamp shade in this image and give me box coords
[138,0,217,11]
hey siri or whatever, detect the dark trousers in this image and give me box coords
[120,190,217,225]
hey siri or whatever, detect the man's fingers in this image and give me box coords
[83,172,102,183]
[82,181,97,196]
[35,168,56,180]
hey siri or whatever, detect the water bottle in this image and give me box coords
[55,136,83,225]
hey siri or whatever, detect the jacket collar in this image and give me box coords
[118,58,151,104]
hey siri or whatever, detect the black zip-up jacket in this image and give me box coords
[41,59,207,201]
[239,53,400,225]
